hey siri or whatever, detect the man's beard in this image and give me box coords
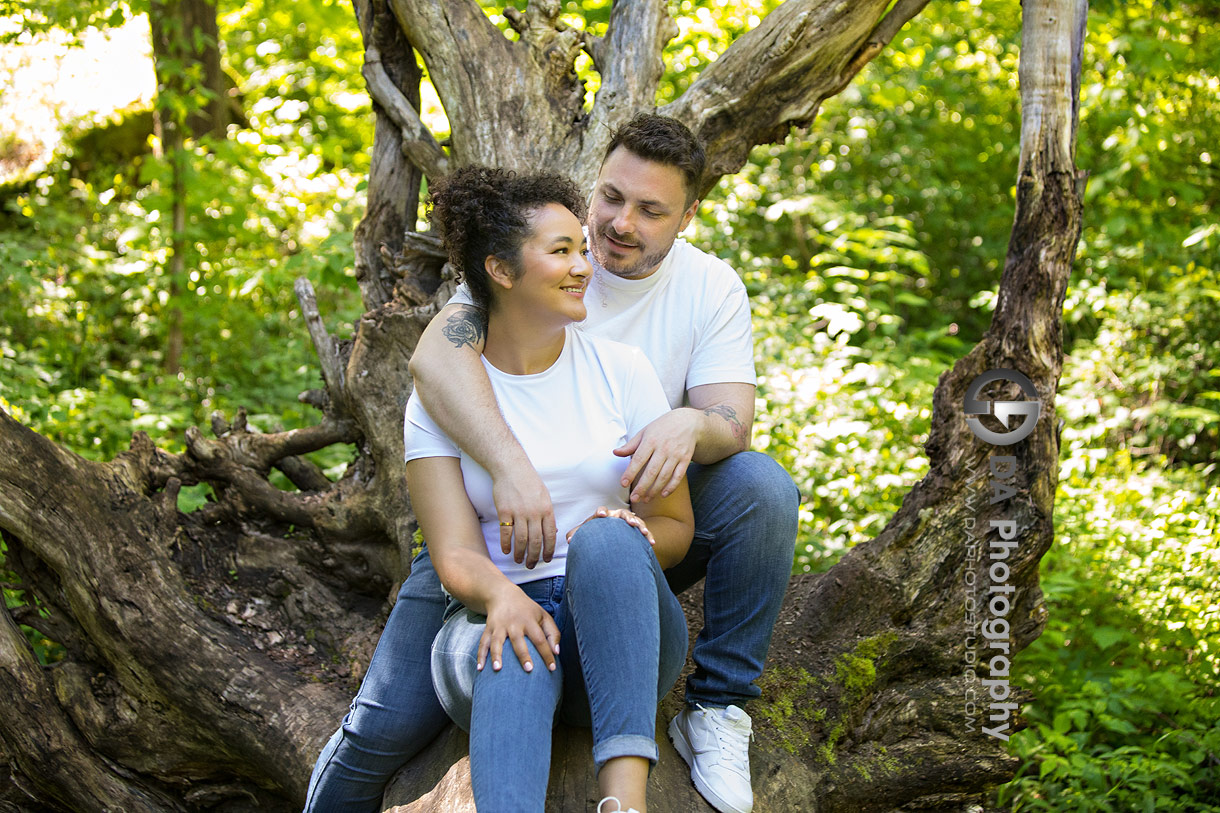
[590,226,671,280]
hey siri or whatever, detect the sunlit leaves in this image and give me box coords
[221,0,372,173]
[0,0,135,45]
[0,0,369,460]
[998,447,1220,810]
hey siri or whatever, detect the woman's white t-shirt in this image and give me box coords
[403,326,671,584]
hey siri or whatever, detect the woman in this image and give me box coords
[404,166,693,812]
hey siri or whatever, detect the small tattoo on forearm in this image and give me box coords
[442,306,487,350]
[704,404,748,445]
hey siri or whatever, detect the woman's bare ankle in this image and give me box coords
[598,756,649,812]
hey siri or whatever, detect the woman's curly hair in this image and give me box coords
[428,166,587,311]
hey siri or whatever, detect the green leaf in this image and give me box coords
[1090,626,1126,650]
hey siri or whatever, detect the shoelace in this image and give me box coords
[695,704,753,771]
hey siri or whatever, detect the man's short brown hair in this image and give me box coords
[603,113,706,204]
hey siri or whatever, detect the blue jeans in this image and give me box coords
[441,517,687,810]
[303,450,798,810]
[665,451,799,708]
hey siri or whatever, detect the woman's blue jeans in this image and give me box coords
[434,517,688,810]
[303,451,798,812]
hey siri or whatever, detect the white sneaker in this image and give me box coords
[668,704,754,813]
[597,797,641,813]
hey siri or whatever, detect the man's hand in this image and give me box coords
[478,582,561,673]
[566,506,656,545]
[614,409,701,503]
[493,467,558,570]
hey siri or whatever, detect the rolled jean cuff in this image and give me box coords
[592,734,659,771]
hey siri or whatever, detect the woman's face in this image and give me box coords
[506,203,592,323]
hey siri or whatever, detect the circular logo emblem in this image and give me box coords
[963,369,1041,446]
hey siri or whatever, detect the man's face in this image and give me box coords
[587,147,698,280]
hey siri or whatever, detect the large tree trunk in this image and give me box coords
[0,1,1085,810]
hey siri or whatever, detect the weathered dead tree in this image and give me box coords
[0,0,1085,810]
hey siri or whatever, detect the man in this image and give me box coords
[305,114,798,813]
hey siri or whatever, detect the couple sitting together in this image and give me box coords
[305,115,800,813]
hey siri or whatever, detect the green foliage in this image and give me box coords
[1,0,370,666]
[0,0,370,465]
[678,2,1220,808]
[1008,18,1220,802]
[221,0,372,174]
[0,130,365,459]
[0,1,133,45]
[1073,0,1220,303]
[656,0,785,104]
[997,451,1220,811]
[1061,270,1220,466]
[0,537,67,665]
[1062,0,1220,466]
[710,1,1023,344]
[743,297,937,571]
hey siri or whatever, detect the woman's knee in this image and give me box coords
[566,517,651,574]
[474,638,563,709]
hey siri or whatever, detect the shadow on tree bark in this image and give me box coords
[0,0,1086,810]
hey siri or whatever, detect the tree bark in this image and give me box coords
[0,1,1085,810]
[149,0,234,141]
[352,0,435,312]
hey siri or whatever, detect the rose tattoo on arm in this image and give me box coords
[442,305,488,350]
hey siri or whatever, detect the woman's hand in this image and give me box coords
[565,506,655,545]
[478,583,561,674]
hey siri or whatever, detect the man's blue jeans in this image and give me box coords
[669,451,799,708]
[303,451,799,811]
[432,517,687,810]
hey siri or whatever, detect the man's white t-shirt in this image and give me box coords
[404,327,671,584]
[448,238,756,409]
